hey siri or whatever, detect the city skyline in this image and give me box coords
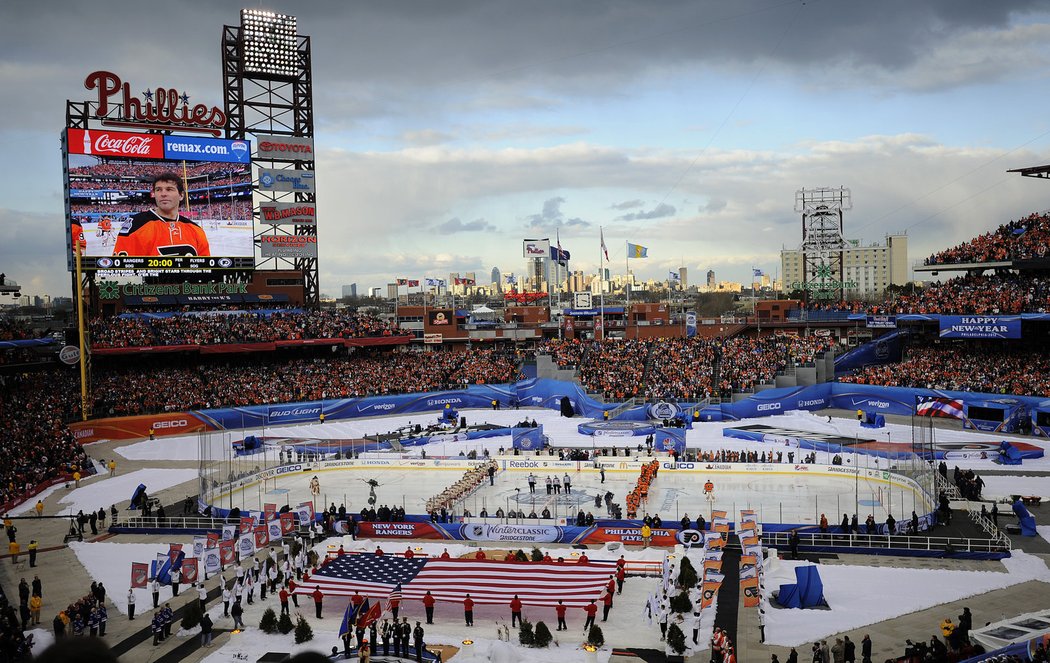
[3,1,1050,299]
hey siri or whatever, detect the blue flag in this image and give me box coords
[338,601,357,639]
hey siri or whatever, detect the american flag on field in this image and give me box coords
[295,554,614,607]
[915,396,965,419]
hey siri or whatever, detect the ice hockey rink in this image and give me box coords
[181,407,981,525]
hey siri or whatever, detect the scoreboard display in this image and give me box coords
[64,128,255,272]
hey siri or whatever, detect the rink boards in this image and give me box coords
[203,456,932,544]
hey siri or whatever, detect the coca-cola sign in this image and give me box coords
[83,70,226,136]
[67,128,164,159]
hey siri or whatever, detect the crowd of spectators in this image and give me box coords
[644,337,717,401]
[809,272,1050,316]
[0,371,92,509]
[839,344,1050,397]
[533,335,835,401]
[925,212,1050,265]
[535,338,586,370]
[72,199,253,219]
[69,161,246,183]
[92,348,522,416]
[576,339,650,400]
[0,319,39,342]
[717,336,835,395]
[90,310,400,348]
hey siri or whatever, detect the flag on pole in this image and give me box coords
[338,602,357,639]
[668,271,681,282]
[627,243,648,258]
[294,555,613,607]
[600,228,609,262]
[358,599,383,629]
[753,268,764,277]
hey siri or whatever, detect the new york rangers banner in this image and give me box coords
[131,562,149,589]
[280,512,296,535]
[182,558,199,584]
[219,539,235,566]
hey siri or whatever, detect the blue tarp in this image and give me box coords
[1012,500,1038,537]
[129,484,147,511]
[655,429,686,456]
[996,441,1024,465]
[777,565,825,608]
[512,427,545,451]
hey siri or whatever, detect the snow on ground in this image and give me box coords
[981,475,1050,500]
[69,537,1050,660]
[7,483,65,516]
[762,551,1050,647]
[69,541,185,615]
[58,468,199,514]
[1039,526,1050,545]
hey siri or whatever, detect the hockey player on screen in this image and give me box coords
[71,219,87,255]
[96,216,113,246]
[113,172,210,257]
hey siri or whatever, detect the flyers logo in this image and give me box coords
[157,244,199,257]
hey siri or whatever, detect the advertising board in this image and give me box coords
[64,128,254,272]
[259,234,318,258]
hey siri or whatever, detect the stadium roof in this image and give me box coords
[1007,164,1050,179]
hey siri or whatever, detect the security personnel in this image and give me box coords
[28,540,38,567]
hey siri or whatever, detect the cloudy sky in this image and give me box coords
[3,0,1050,298]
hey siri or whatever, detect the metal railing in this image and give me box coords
[763,529,1009,555]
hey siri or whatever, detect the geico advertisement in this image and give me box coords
[69,413,212,443]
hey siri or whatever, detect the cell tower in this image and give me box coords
[794,187,852,303]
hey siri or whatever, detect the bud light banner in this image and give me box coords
[938,316,1021,339]
[512,427,545,451]
[655,429,686,456]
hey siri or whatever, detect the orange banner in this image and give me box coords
[70,412,215,444]
[701,580,722,609]
[703,559,722,574]
[741,576,760,608]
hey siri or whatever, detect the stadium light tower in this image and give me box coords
[223,10,320,307]
[794,187,852,305]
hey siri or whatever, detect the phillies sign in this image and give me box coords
[84,70,226,136]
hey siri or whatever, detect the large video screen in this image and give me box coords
[64,128,255,272]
